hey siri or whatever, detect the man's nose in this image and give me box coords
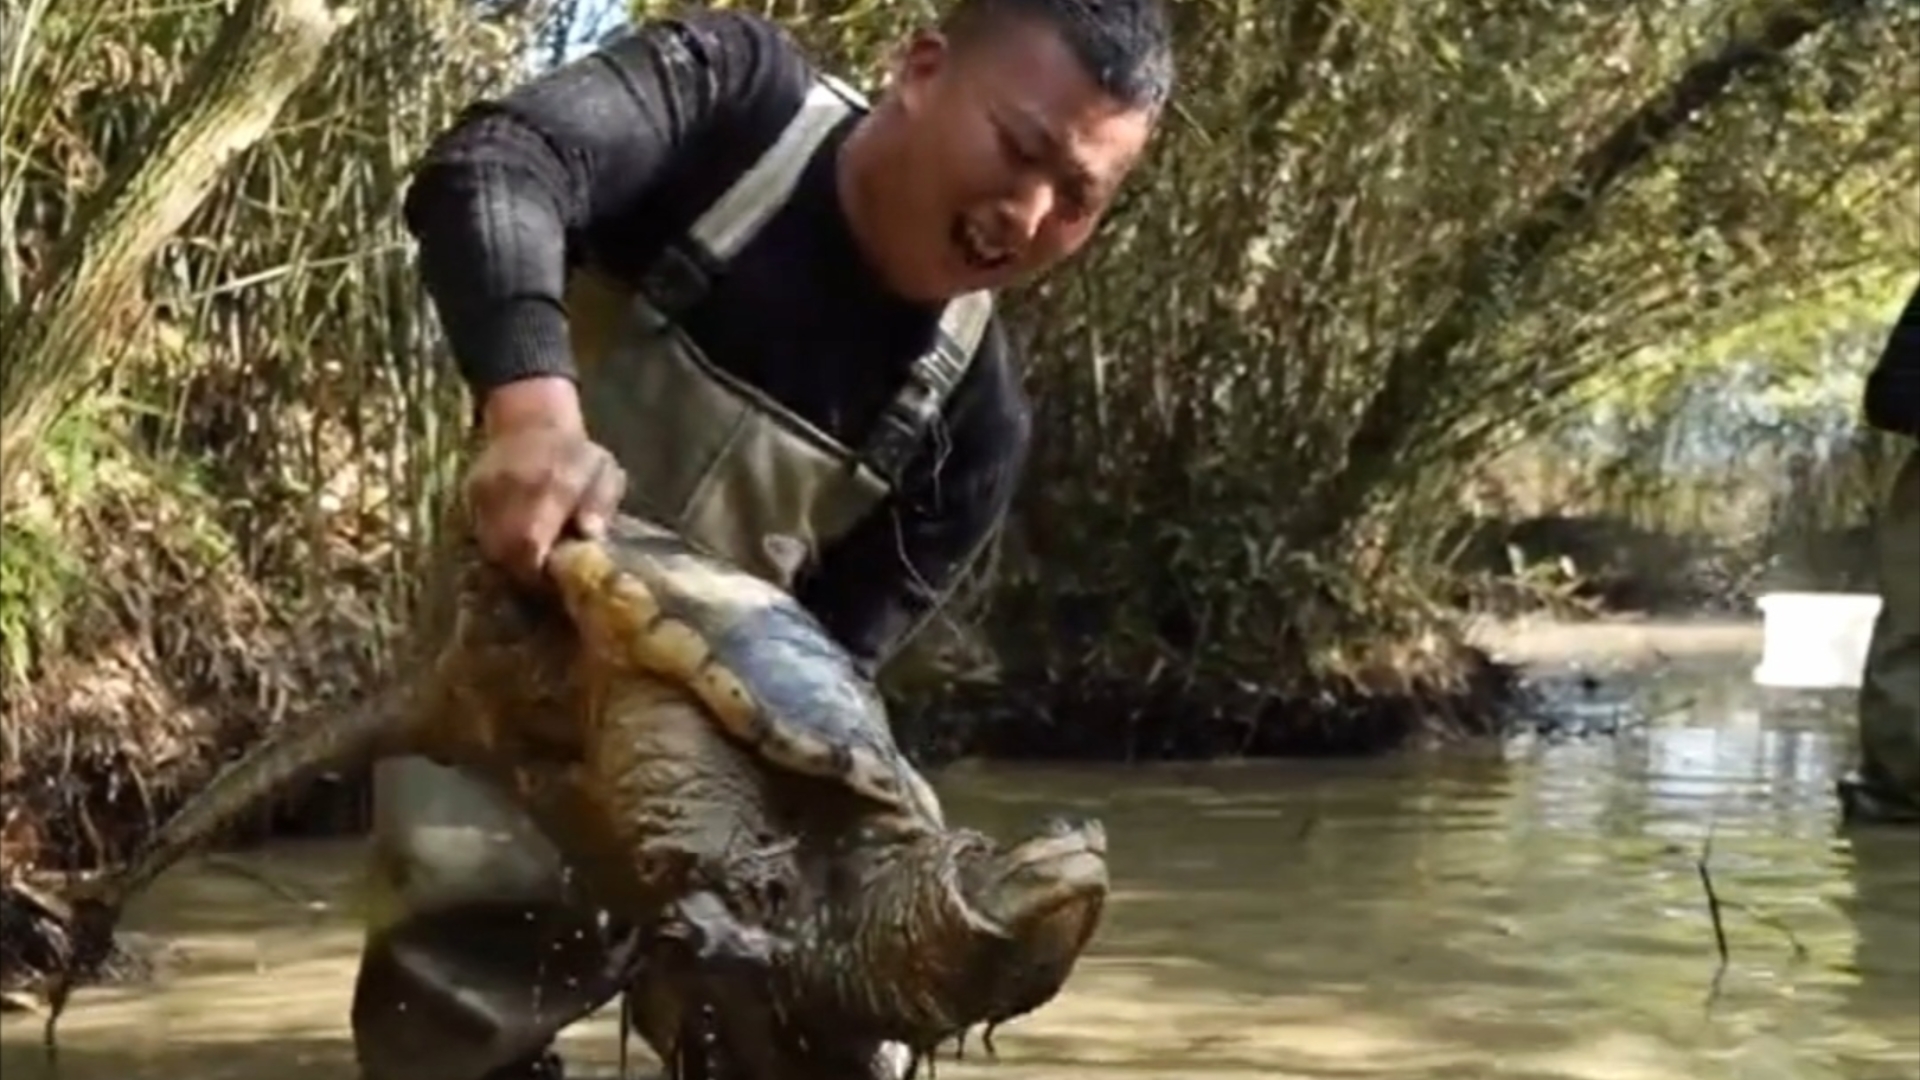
[1000,177,1056,243]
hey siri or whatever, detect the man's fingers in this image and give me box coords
[522,494,578,582]
[477,518,541,585]
[480,495,568,586]
[575,455,626,538]
[463,429,624,588]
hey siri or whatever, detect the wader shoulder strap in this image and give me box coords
[631,66,994,489]
[638,75,863,316]
[859,289,996,489]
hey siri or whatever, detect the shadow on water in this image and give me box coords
[5,654,1918,1080]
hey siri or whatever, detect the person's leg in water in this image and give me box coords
[1834,824,1920,1068]
[350,758,637,1080]
[347,538,626,1080]
[1840,441,1920,825]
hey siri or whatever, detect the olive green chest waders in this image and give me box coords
[350,74,995,1080]
[1843,441,1920,825]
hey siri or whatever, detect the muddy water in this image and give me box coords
[5,631,1918,1080]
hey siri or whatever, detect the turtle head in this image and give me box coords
[768,817,1109,1050]
[949,815,1109,1027]
[965,815,1108,936]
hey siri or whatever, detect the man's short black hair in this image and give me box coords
[941,0,1175,113]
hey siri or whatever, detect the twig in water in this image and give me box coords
[1293,813,1320,841]
[1695,830,1731,968]
[1692,826,1811,1013]
[1696,828,1731,1011]
[1693,828,1811,961]
[1716,899,1808,962]
[201,854,325,913]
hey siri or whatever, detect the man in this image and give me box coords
[1834,823,1920,1051]
[353,1,1174,1078]
[1839,277,1920,826]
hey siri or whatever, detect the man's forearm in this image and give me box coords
[401,14,766,402]
[404,127,580,398]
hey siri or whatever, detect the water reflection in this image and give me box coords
[4,662,1916,1080]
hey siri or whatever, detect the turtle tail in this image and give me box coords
[41,680,412,1051]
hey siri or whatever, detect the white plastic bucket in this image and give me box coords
[1752,591,1884,690]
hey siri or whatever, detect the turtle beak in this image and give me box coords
[967,817,1110,938]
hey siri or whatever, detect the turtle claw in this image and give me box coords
[901,1046,935,1080]
[937,1020,999,1063]
[668,1001,727,1080]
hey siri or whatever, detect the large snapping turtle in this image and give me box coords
[43,513,1109,1077]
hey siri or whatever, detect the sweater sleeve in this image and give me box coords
[400,10,803,395]
[1864,280,1920,439]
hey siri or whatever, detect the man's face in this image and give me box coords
[875,19,1158,302]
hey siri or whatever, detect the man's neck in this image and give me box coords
[833,107,921,305]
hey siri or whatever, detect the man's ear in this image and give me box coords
[889,28,950,112]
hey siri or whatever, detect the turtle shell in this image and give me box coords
[548,516,940,828]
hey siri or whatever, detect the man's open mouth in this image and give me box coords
[951,216,1013,272]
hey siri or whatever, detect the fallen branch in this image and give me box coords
[0,0,345,492]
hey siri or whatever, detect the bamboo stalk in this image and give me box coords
[0,0,345,493]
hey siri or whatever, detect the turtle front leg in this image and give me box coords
[585,671,796,919]
[586,672,803,1070]
[659,890,786,973]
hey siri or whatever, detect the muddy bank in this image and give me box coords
[1445,512,1874,616]
[898,616,1769,765]
[0,626,1527,1001]
[0,477,388,879]
[895,644,1524,765]
[3,616,1749,879]
[0,504,1785,885]
[0,611,1787,1009]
